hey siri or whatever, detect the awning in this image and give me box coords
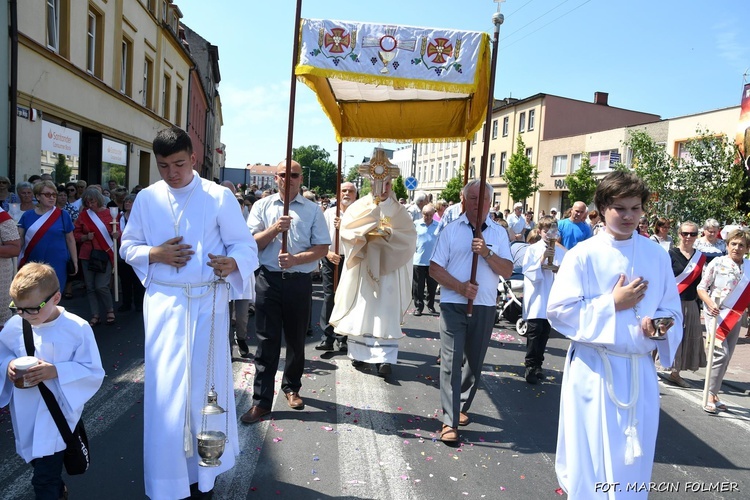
[296,19,491,143]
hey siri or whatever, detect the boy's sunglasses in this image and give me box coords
[276,172,301,179]
[9,290,59,315]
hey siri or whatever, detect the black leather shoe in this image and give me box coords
[236,339,250,357]
[337,339,348,352]
[377,363,392,376]
[413,310,422,316]
[315,340,335,351]
[351,360,365,368]
[524,366,538,384]
[427,306,437,314]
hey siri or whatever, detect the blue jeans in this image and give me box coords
[31,450,65,499]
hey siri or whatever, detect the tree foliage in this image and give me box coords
[393,175,408,201]
[292,145,337,195]
[624,128,747,224]
[440,165,464,203]
[565,154,597,205]
[503,136,541,206]
[54,154,72,184]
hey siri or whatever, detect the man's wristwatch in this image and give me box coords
[484,249,494,259]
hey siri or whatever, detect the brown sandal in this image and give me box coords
[89,316,100,327]
[106,311,116,325]
[440,425,459,443]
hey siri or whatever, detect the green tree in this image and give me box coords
[53,154,72,184]
[292,145,337,195]
[624,128,747,224]
[393,175,407,201]
[565,154,597,204]
[503,136,542,206]
[440,165,464,203]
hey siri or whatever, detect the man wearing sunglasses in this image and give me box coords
[243,160,330,424]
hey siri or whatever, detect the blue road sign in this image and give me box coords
[404,176,418,190]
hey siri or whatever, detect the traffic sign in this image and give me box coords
[404,176,418,190]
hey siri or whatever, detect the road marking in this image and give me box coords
[335,362,416,500]
[660,382,750,430]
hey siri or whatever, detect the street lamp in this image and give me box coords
[304,165,315,189]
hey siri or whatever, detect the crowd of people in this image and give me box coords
[1,127,748,499]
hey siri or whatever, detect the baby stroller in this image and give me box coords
[497,240,528,335]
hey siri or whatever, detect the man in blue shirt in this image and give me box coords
[557,201,592,249]
[412,204,439,316]
[242,160,330,424]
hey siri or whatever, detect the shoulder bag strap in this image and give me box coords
[22,319,75,445]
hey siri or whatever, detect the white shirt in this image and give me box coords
[431,214,512,306]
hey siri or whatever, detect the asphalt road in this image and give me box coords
[2,282,750,499]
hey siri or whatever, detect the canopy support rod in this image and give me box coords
[467,7,503,317]
[282,0,304,253]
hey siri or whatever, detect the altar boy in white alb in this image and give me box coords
[0,263,104,499]
[547,171,682,499]
[121,127,258,499]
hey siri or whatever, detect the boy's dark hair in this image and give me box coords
[10,263,59,302]
[594,171,650,216]
[153,126,193,157]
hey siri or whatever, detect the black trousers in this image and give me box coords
[319,255,346,341]
[525,318,551,368]
[119,258,145,309]
[412,265,437,311]
[253,267,312,408]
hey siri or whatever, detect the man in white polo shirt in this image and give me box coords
[429,179,513,444]
[506,202,526,241]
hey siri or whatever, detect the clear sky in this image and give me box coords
[177,0,749,172]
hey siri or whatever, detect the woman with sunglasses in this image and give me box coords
[17,181,78,294]
[664,222,706,388]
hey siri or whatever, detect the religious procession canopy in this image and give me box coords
[296,19,491,143]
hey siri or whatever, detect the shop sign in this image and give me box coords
[102,138,127,166]
[554,178,568,190]
[41,120,80,156]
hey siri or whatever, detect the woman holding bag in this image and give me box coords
[74,188,119,326]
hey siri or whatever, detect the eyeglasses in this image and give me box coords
[276,172,301,179]
[38,192,57,198]
[67,188,76,192]
[680,231,698,237]
[0,181,9,185]
[9,290,59,315]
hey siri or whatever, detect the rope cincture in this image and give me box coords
[595,346,648,465]
[152,279,216,457]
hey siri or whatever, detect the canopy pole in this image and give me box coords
[467,7,503,317]
[463,140,471,185]
[333,143,343,289]
[282,0,304,253]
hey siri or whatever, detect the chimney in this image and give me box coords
[594,92,609,106]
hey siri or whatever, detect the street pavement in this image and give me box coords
[1,281,750,499]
